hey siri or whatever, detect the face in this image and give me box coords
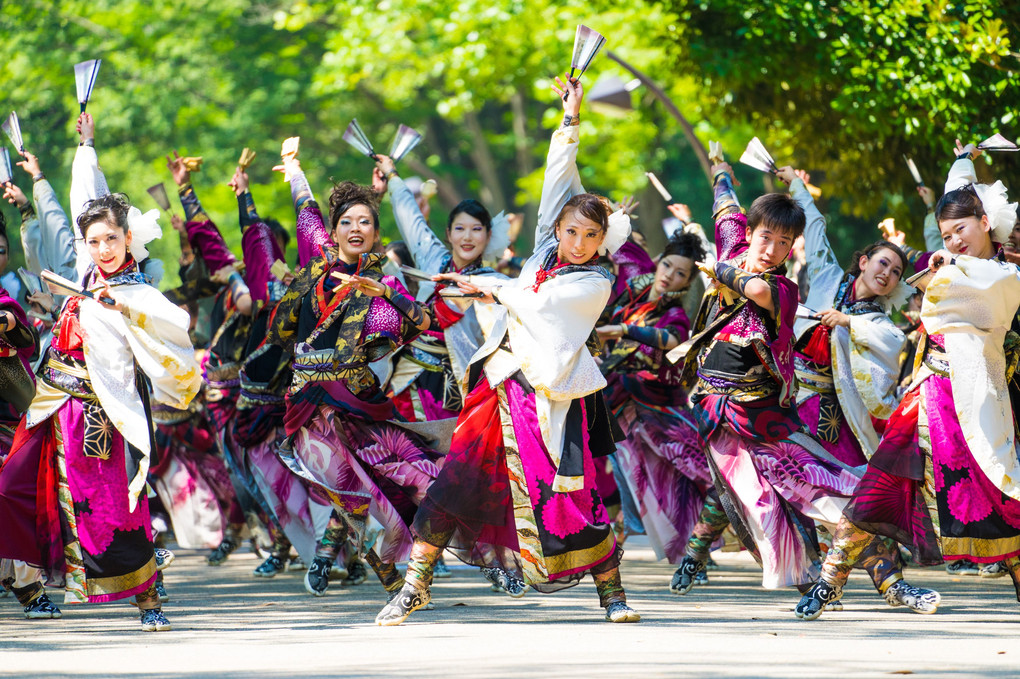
[555,209,606,265]
[85,219,132,274]
[939,214,991,257]
[333,204,376,264]
[654,254,694,295]
[0,235,8,276]
[631,231,648,252]
[1006,219,1020,252]
[743,225,793,273]
[448,211,489,266]
[857,247,904,298]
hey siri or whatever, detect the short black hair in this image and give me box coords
[447,199,492,233]
[662,231,705,262]
[747,192,805,239]
[386,240,413,267]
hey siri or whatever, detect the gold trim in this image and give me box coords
[940,535,1020,562]
[87,556,156,598]
[541,531,616,575]
[551,474,584,493]
[498,383,548,584]
[48,356,89,380]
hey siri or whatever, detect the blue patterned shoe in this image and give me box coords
[154,548,175,572]
[24,593,62,619]
[795,580,842,621]
[140,608,172,632]
[155,579,170,603]
[253,555,286,578]
[345,559,368,586]
[604,601,641,623]
[884,580,941,614]
[669,556,705,595]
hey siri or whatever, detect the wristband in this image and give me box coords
[227,271,250,301]
[385,170,398,181]
[562,114,579,127]
[714,261,758,296]
[32,172,45,183]
[80,139,94,148]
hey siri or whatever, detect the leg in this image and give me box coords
[305,511,349,596]
[363,548,403,598]
[135,583,171,632]
[375,540,443,626]
[795,516,873,620]
[1005,556,1020,603]
[253,522,292,578]
[671,491,728,595]
[207,523,242,566]
[858,537,940,615]
[592,558,640,623]
[10,562,61,620]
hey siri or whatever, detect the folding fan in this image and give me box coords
[389,125,422,162]
[342,119,377,159]
[238,147,257,171]
[41,270,116,305]
[570,25,606,79]
[708,140,724,164]
[977,133,1019,152]
[739,137,778,174]
[645,172,672,202]
[903,155,924,187]
[74,59,102,113]
[2,112,24,153]
[0,149,12,185]
[147,183,171,212]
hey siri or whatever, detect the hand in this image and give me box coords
[375,154,396,178]
[929,249,954,272]
[552,73,583,117]
[794,168,812,185]
[616,196,640,217]
[596,324,624,341]
[918,185,935,208]
[371,167,389,195]
[211,264,238,285]
[775,165,798,184]
[667,203,692,224]
[228,167,249,196]
[432,272,469,285]
[170,214,186,234]
[27,291,55,314]
[271,157,301,180]
[17,151,41,178]
[76,113,95,144]
[166,150,191,187]
[710,161,739,186]
[3,182,27,208]
[954,138,982,160]
[885,228,907,247]
[94,281,124,312]
[338,273,388,298]
[454,278,495,304]
[815,308,850,329]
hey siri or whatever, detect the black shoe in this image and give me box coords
[24,593,62,619]
[304,556,332,596]
[140,608,172,632]
[795,580,842,621]
[669,556,705,595]
[207,537,239,566]
[481,566,527,598]
[345,559,368,586]
[253,555,286,578]
[375,581,431,626]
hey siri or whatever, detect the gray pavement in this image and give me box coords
[1,537,1019,678]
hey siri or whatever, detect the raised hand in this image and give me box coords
[228,167,249,196]
[2,182,27,208]
[667,203,692,224]
[77,112,95,144]
[917,185,935,208]
[16,151,41,178]
[552,73,583,119]
[954,138,982,160]
[166,150,190,187]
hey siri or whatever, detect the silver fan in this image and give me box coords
[147,183,171,212]
[74,59,102,113]
[0,149,12,185]
[977,133,1019,152]
[342,119,377,159]
[389,124,422,162]
[739,137,778,174]
[570,25,606,79]
[2,112,24,153]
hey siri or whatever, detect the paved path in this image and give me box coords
[2,538,1018,678]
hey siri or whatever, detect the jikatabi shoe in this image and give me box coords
[884,580,941,614]
[305,556,332,596]
[375,580,431,626]
[945,559,980,576]
[155,580,170,603]
[795,581,842,621]
[24,593,62,619]
[207,537,239,566]
[253,555,286,578]
[139,609,172,632]
[154,548,175,571]
[693,569,709,586]
[480,566,527,598]
[345,559,368,586]
[669,556,705,595]
[604,601,641,623]
[979,561,1009,578]
[433,556,452,579]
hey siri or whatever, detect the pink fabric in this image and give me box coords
[707,425,859,587]
[186,219,237,273]
[296,205,334,268]
[242,221,287,304]
[797,393,868,467]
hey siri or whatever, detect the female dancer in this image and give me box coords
[796,141,1020,619]
[596,231,713,565]
[375,76,640,626]
[0,187,201,630]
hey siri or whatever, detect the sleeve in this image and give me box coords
[19,202,42,276]
[289,168,317,214]
[241,219,285,305]
[711,171,748,262]
[296,204,333,269]
[69,145,110,227]
[177,183,210,223]
[847,314,907,418]
[31,179,78,279]
[238,190,262,231]
[945,155,977,193]
[791,178,844,312]
[387,176,449,273]
[178,186,237,274]
[922,210,941,252]
[533,125,584,249]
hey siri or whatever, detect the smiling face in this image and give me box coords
[333,204,377,264]
[448,211,490,269]
[654,254,694,295]
[939,214,993,258]
[555,209,606,264]
[0,234,8,276]
[743,225,793,274]
[85,219,132,274]
[856,246,904,298]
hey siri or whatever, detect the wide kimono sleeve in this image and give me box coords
[289,169,334,268]
[178,184,237,274]
[30,179,78,279]
[921,256,1020,501]
[843,314,906,420]
[238,190,285,305]
[533,125,584,251]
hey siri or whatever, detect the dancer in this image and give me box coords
[596,230,713,565]
[375,75,640,626]
[796,141,1020,619]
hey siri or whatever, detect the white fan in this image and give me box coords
[739,137,778,174]
[389,124,422,162]
[2,112,24,153]
[977,133,1018,152]
[342,119,377,159]
[74,58,102,113]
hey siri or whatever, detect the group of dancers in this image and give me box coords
[1,73,1019,633]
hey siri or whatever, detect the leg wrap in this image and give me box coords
[819,516,876,590]
[685,492,729,562]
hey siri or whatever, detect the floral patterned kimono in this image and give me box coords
[602,263,710,564]
[243,240,440,568]
[0,259,201,604]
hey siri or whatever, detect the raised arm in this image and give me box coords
[377,156,449,274]
[69,113,110,227]
[167,150,237,274]
[231,167,284,308]
[534,75,585,248]
[710,162,747,262]
[275,155,331,267]
[778,167,843,311]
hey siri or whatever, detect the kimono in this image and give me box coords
[0,259,201,603]
[791,177,906,466]
[385,175,505,422]
[412,125,623,591]
[601,261,710,564]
